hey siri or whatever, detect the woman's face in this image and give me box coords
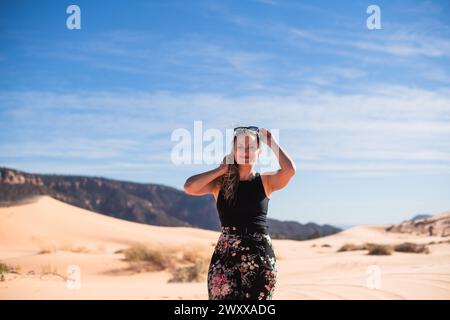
[234,133,260,165]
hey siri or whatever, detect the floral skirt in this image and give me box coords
[207,226,278,300]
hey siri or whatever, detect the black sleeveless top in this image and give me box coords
[216,172,269,230]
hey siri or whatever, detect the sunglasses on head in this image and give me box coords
[233,126,259,136]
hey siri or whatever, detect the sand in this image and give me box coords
[1,196,449,299]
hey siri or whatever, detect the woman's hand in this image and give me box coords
[218,153,233,174]
[184,154,233,196]
[259,128,275,147]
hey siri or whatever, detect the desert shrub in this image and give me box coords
[168,260,207,283]
[394,242,430,254]
[123,244,170,270]
[368,245,393,255]
[0,262,20,281]
[338,243,376,252]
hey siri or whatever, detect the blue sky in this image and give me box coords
[1,0,450,226]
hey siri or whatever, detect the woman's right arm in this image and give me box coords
[184,157,229,196]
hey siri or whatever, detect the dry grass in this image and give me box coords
[0,262,13,281]
[59,244,90,253]
[429,239,450,245]
[180,245,210,264]
[37,243,90,254]
[36,243,56,255]
[0,262,21,281]
[168,260,208,283]
[1,261,68,282]
[122,244,171,271]
[111,241,287,281]
[39,263,66,280]
[108,243,211,282]
[394,242,430,254]
[38,249,53,254]
[368,245,393,255]
[337,243,377,252]
[338,241,432,255]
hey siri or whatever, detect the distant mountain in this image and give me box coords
[411,214,432,221]
[267,219,341,240]
[0,167,219,230]
[0,167,341,240]
[332,224,355,230]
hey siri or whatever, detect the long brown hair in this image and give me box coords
[219,133,260,205]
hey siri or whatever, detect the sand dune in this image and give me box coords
[1,196,449,299]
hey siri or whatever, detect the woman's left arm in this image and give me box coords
[260,128,297,194]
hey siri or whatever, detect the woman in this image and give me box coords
[184,127,296,300]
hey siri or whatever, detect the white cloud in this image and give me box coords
[290,27,450,58]
[1,84,450,176]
